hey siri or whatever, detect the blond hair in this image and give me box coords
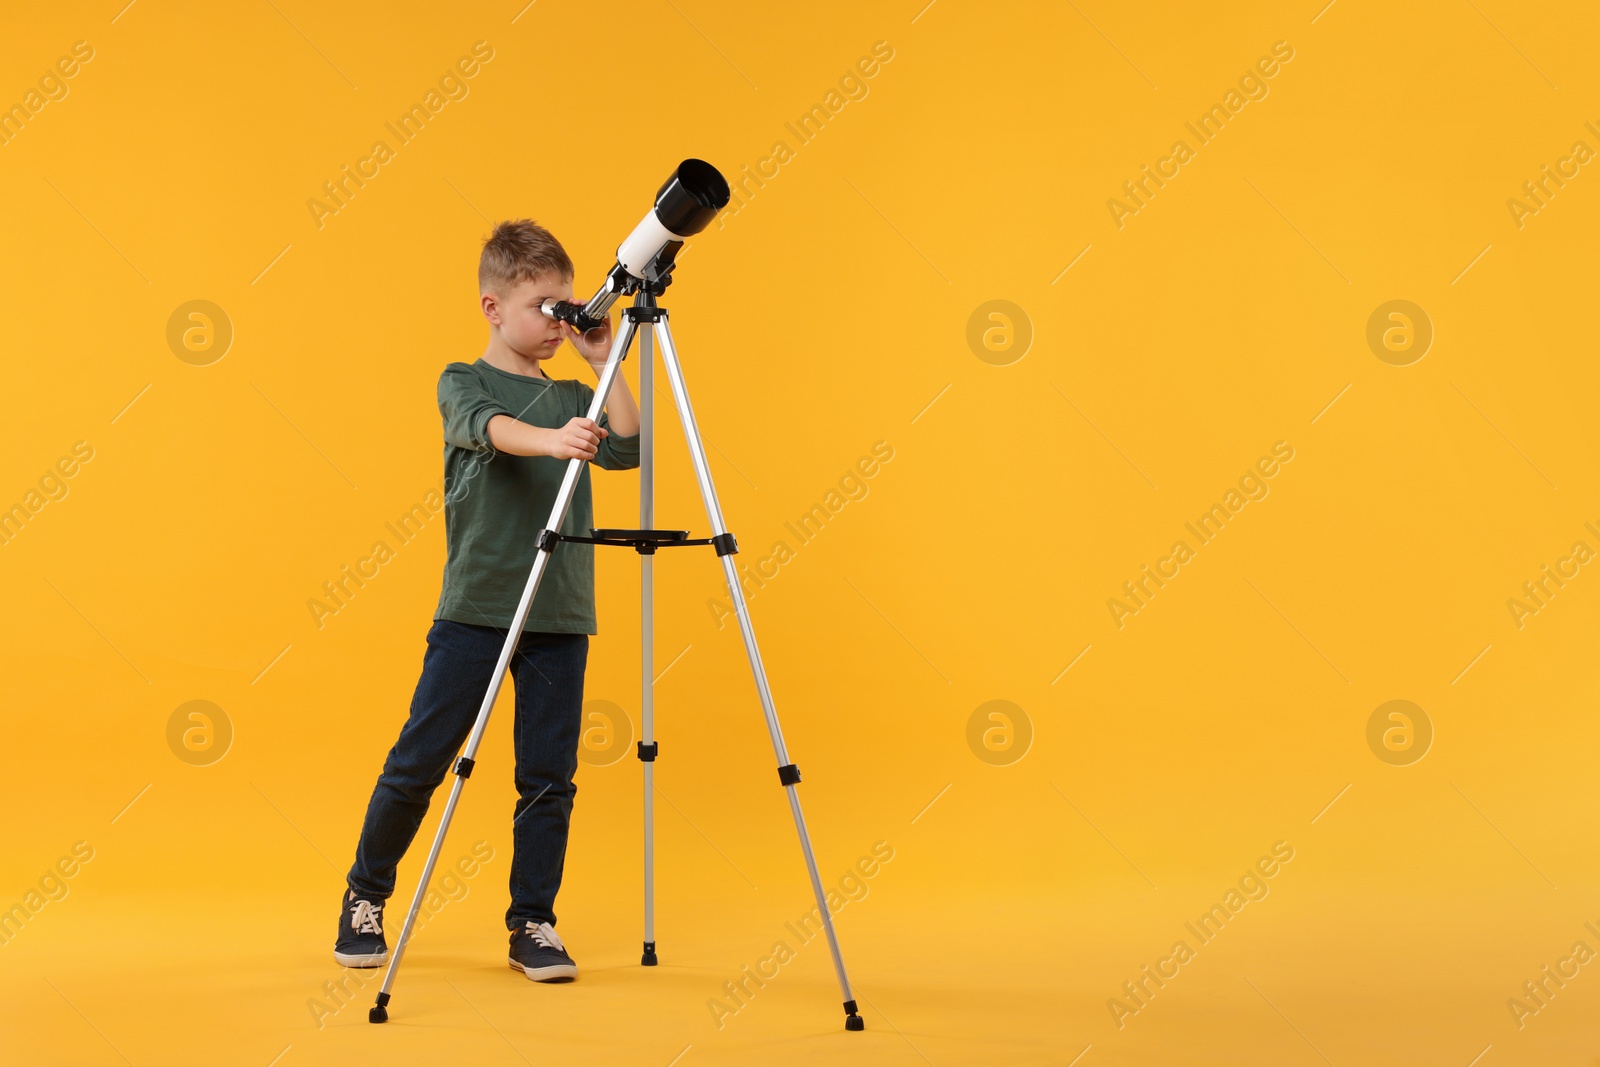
[479,218,574,295]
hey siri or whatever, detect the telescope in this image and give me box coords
[541,158,731,333]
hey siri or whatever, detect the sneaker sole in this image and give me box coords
[509,957,577,982]
[334,950,388,968]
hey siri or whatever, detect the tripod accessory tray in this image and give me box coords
[541,527,739,557]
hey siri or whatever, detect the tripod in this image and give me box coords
[370,283,864,1032]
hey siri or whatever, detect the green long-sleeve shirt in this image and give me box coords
[433,358,639,634]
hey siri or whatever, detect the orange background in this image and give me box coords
[3,1,1600,1064]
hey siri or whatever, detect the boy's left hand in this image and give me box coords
[561,316,615,369]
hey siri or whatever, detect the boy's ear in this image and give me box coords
[481,291,501,325]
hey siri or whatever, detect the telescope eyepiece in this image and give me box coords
[540,298,603,333]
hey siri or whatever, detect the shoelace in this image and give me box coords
[349,898,383,936]
[523,921,565,951]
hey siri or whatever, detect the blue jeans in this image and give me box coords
[346,619,589,930]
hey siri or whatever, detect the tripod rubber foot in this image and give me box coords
[642,941,658,966]
[845,1014,864,1031]
[369,1005,388,1024]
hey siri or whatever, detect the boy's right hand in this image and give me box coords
[545,416,609,461]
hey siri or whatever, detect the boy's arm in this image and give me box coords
[487,414,611,461]
[561,320,640,437]
[564,325,642,470]
[590,364,639,437]
[442,362,606,461]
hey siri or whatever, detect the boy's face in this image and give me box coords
[482,272,574,365]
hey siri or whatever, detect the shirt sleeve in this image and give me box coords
[438,363,513,453]
[579,381,641,471]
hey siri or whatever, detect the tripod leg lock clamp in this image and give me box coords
[637,741,658,762]
[777,763,801,786]
[536,528,561,553]
[712,532,738,556]
[454,756,475,778]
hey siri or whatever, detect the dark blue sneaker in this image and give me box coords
[508,921,577,982]
[334,888,388,968]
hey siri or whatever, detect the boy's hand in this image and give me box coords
[545,416,609,461]
[561,316,615,367]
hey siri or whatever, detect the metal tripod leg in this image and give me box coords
[638,322,658,967]
[369,315,639,1024]
[652,313,865,1032]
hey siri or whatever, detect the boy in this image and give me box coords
[334,219,640,983]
